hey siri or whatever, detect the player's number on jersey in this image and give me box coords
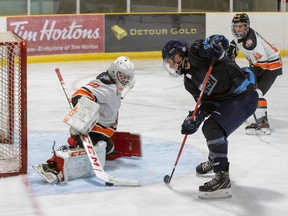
[87,81,100,88]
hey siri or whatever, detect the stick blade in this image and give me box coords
[163,175,171,184]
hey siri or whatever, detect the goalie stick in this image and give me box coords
[55,68,140,186]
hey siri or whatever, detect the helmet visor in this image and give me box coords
[116,71,133,87]
[163,58,181,77]
[231,22,248,39]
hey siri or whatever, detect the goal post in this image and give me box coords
[0,31,27,177]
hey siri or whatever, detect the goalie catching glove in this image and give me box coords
[64,96,100,135]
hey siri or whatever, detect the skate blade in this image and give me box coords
[32,164,58,184]
[245,128,271,135]
[196,171,214,178]
[198,188,232,199]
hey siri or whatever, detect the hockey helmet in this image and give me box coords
[108,56,135,89]
[162,40,189,77]
[231,13,250,39]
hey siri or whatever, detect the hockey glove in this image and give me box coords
[226,40,238,61]
[206,35,229,60]
[181,110,206,135]
[67,135,83,148]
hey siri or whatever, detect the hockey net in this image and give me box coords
[0,32,27,177]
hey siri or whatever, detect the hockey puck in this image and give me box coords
[163,175,171,184]
[105,182,114,186]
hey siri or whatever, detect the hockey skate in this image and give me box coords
[198,171,232,199]
[245,116,271,135]
[32,164,62,184]
[196,160,213,176]
[246,98,271,135]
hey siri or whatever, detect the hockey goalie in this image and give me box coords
[33,56,142,184]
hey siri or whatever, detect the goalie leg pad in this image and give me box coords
[65,141,106,181]
[113,132,142,157]
[33,141,106,183]
[106,132,142,160]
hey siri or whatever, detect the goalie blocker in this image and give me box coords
[33,132,142,184]
[64,96,100,135]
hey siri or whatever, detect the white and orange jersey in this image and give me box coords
[72,73,121,137]
[233,28,282,71]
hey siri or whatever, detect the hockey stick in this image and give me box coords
[55,68,140,186]
[164,60,215,184]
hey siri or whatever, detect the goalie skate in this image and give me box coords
[198,188,232,199]
[32,164,62,184]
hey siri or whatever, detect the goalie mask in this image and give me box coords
[162,40,189,77]
[108,56,135,90]
[231,13,250,40]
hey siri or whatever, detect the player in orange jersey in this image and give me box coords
[227,13,282,135]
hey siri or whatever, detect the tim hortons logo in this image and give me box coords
[9,20,101,41]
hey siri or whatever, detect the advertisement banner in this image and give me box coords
[7,15,104,56]
[105,14,205,52]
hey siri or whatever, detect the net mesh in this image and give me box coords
[0,32,26,175]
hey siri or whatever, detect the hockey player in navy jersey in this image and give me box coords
[162,35,258,198]
[227,13,283,135]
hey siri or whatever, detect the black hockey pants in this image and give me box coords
[201,89,258,172]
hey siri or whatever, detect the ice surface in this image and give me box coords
[1,58,288,216]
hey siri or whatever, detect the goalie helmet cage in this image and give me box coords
[0,31,27,177]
